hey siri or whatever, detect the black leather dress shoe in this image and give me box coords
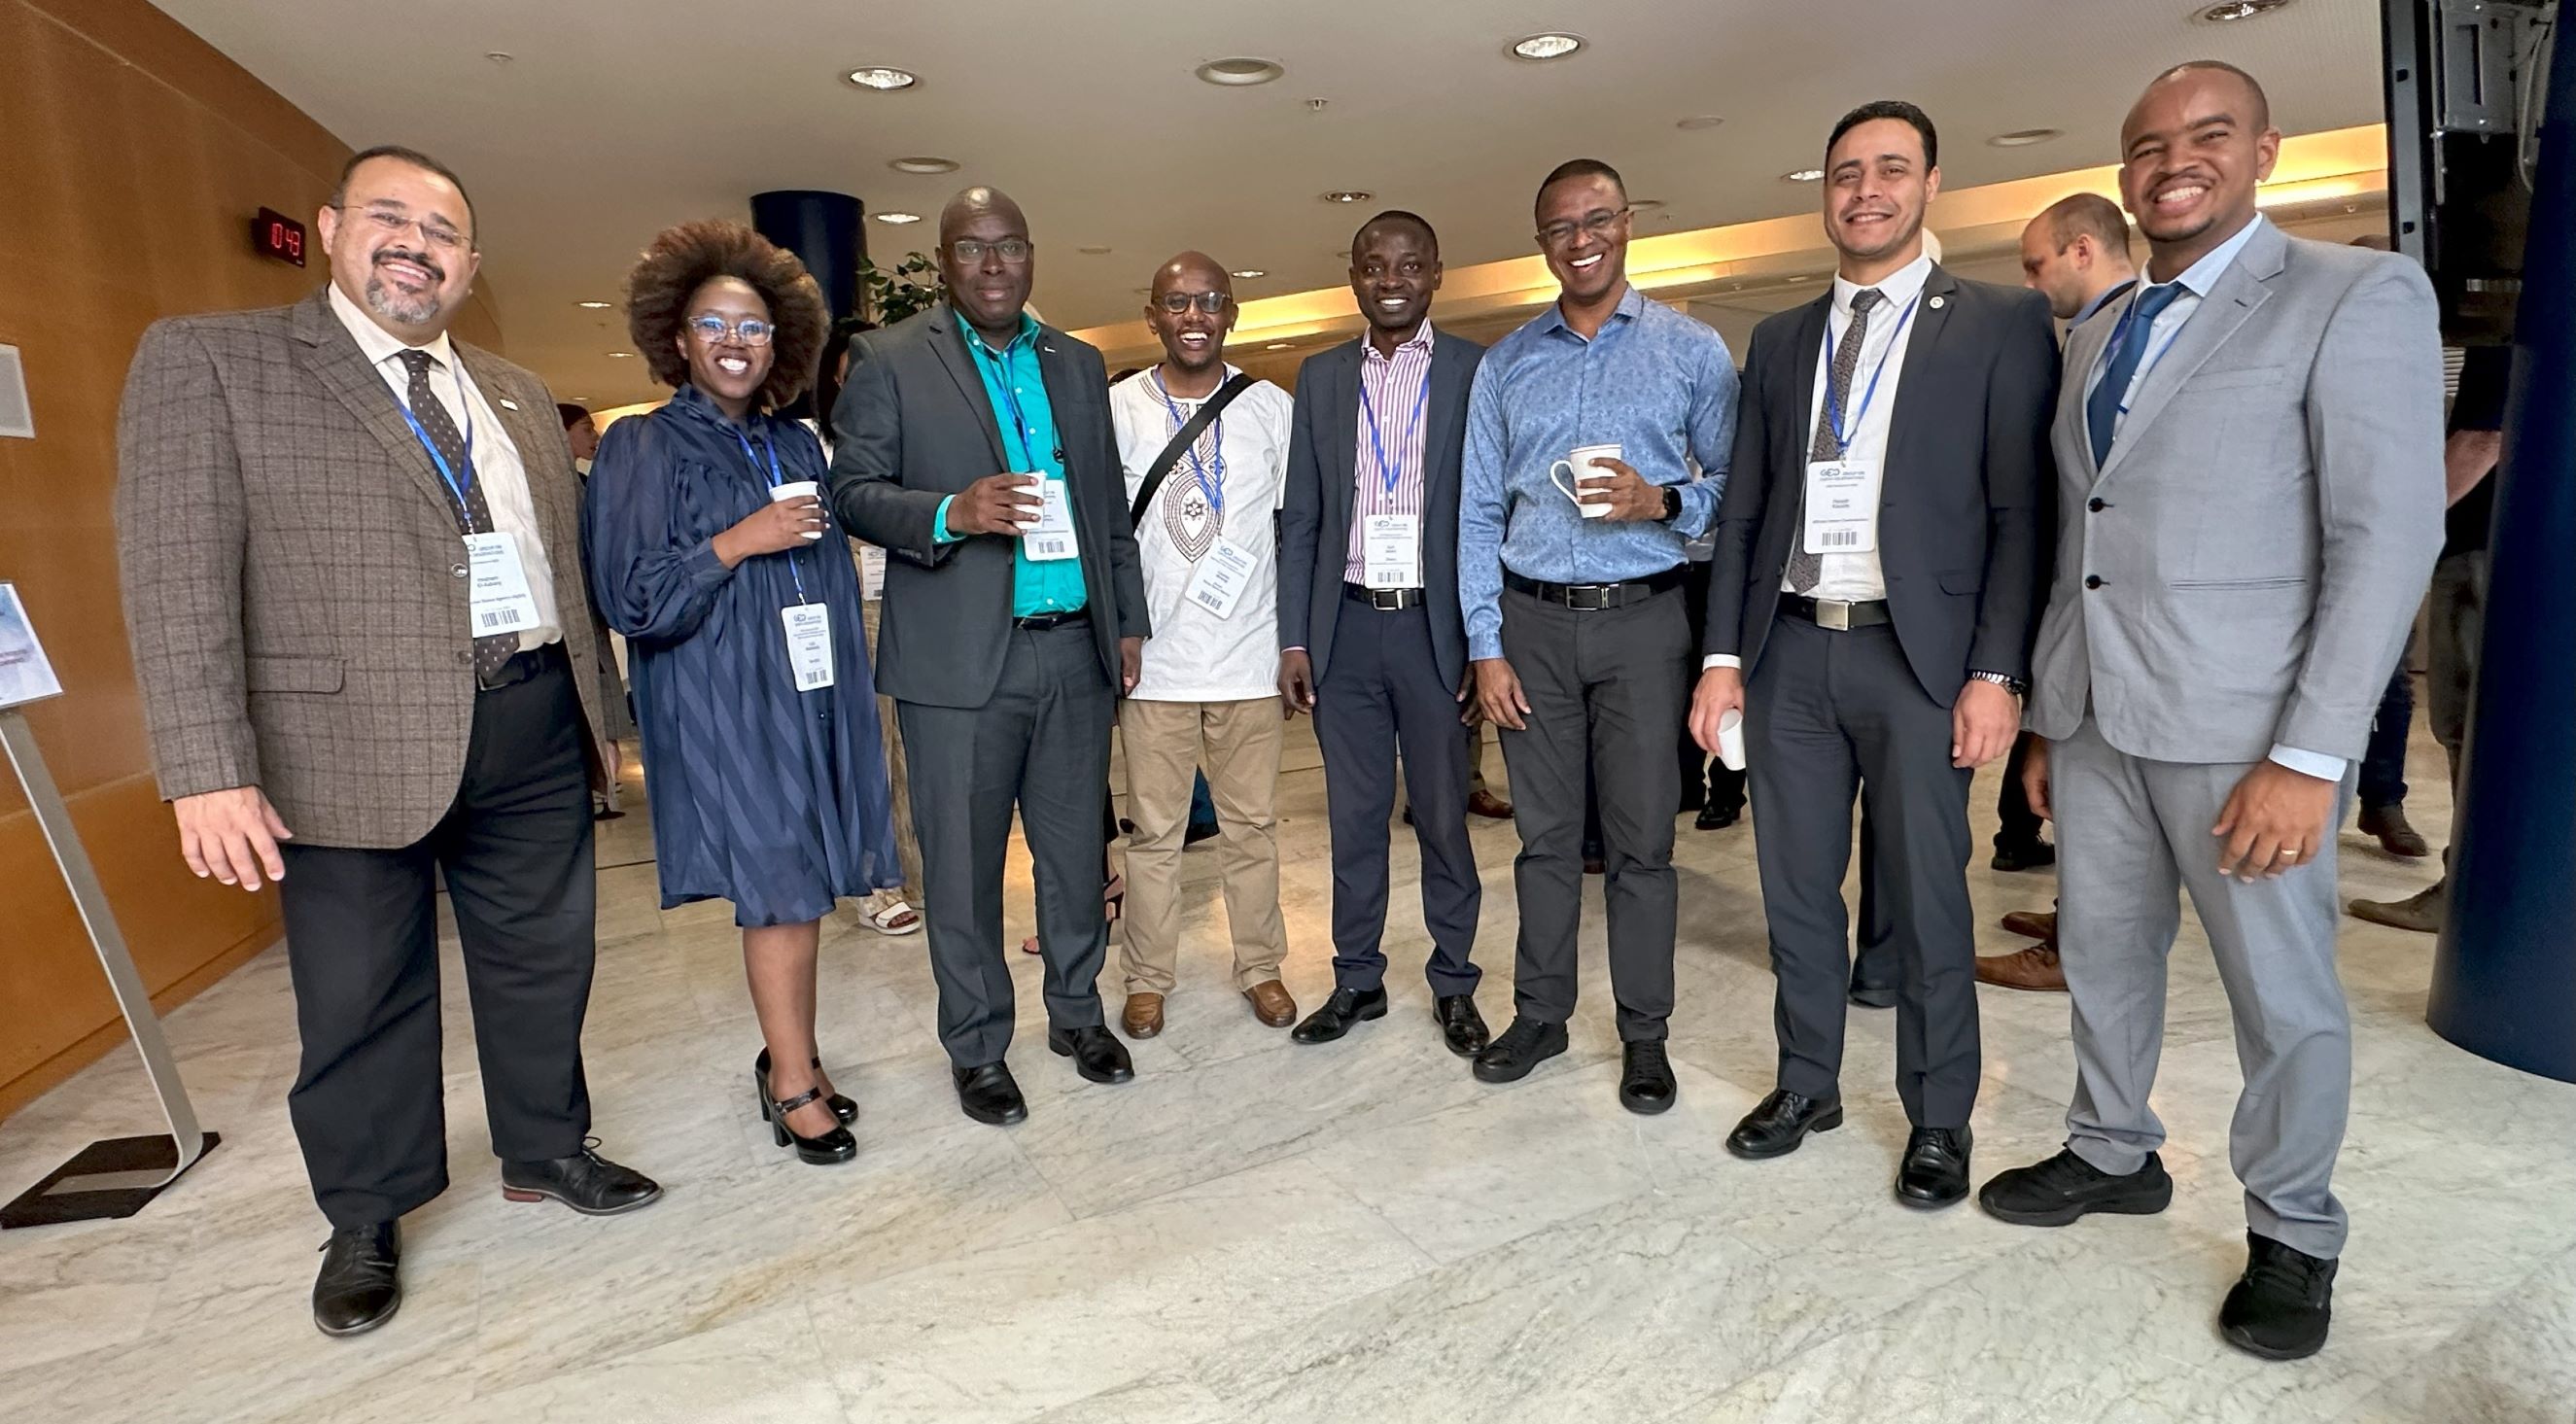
[1725,1089,1844,1159]
[1977,1147,2174,1227]
[501,1144,663,1215]
[312,1221,400,1337]
[1048,1025,1135,1084]
[1895,1126,1973,1207]
[1292,986,1388,1044]
[1471,1017,1569,1083]
[1619,1040,1677,1115]
[1694,802,1742,831]
[1847,981,1897,1010]
[2219,1232,2338,1360]
[953,1061,1027,1126]
[1990,840,2057,873]
[1434,994,1489,1057]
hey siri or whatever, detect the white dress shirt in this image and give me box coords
[329,282,562,647]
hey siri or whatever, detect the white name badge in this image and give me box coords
[1362,514,1421,589]
[464,532,540,636]
[1801,460,1883,555]
[781,603,836,691]
[1185,537,1260,619]
[1024,476,1080,562]
[859,544,888,600]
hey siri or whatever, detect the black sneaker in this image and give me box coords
[1978,1147,2173,1227]
[2219,1233,2337,1360]
[1472,1017,1569,1083]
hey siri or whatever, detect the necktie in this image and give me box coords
[2085,282,2185,469]
[1789,287,1882,594]
[399,349,522,685]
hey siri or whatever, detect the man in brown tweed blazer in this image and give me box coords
[115,146,661,1339]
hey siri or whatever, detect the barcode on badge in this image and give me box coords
[478,609,509,630]
[1818,530,1861,549]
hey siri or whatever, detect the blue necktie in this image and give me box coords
[2086,282,2184,469]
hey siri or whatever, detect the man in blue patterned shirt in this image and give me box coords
[1458,158,1738,1114]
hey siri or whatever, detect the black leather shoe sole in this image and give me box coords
[499,1181,664,1216]
[314,1292,400,1338]
[1292,992,1388,1045]
[1048,1029,1135,1084]
[955,1079,1028,1127]
[1978,1171,2173,1227]
[1896,1166,1971,1208]
[1619,1079,1677,1115]
[1725,1104,1844,1160]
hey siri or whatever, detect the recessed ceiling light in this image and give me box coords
[1629,199,1666,210]
[575,300,613,309]
[1783,168,1826,183]
[888,156,959,175]
[1509,33,1584,61]
[1195,57,1284,87]
[845,66,918,90]
[1988,127,2063,148]
[1265,342,1293,351]
[1230,268,1266,279]
[2198,0,2290,19]
[1077,245,1113,255]
[1320,191,1374,204]
[484,52,513,65]
[607,351,634,359]
[874,211,922,225]
[1676,114,1726,131]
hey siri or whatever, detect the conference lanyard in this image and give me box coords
[1818,291,1921,454]
[972,336,1043,472]
[393,380,476,519]
[1357,369,1429,497]
[733,426,814,606]
[1150,367,1227,511]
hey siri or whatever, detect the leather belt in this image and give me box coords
[1343,583,1426,610]
[1784,596,1893,631]
[1503,566,1688,610]
[1013,608,1092,632]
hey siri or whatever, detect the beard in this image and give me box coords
[364,249,447,326]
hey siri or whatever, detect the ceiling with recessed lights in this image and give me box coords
[148,0,2385,406]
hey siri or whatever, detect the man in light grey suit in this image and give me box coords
[1978,63,2444,1362]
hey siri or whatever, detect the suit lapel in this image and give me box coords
[929,306,1010,470]
[455,343,578,569]
[291,291,457,519]
[2098,224,2283,484]
[2062,307,2121,483]
[1787,295,1829,486]
[1881,265,1955,489]
[1423,339,1467,526]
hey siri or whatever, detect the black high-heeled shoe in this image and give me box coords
[753,1049,855,1125]
[754,1072,857,1165]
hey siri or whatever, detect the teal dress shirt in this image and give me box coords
[933,313,1088,616]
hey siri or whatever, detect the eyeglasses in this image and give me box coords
[949,237,1032,264]
[1153,292,1232,315]
[336,205,470,254]
[684,315,775,346]
[1536,207,1630,250]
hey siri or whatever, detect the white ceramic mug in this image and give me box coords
[769,479,825,539]
[1715,708,1747,771]
[1548,443,1622,519]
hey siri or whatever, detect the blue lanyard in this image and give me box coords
[393,379,475,517]
[1357,368,1428,498]
[972,336,1042,472]
[1150,367,1227,511]
[1819,292,1921,454]
[732,425,814,606]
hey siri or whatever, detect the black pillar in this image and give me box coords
[750,190,865,325]
[2427,12,2576,1084]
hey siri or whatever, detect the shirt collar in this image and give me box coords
[1831,251,1933,319]
[1535,283,1646,339]
[329,280,455,373]
[2071,277,2139,327]
[1362,319,1437,365]
[2160,213,2268,298]
[965,308,1041,359]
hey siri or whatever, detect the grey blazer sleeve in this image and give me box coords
[1968,290,2062,680]
[1704,324,1770,658]
[2278,260,2448,756]
[115,321,260,799]
[1277,371,1323,652]
[827,343,952,567]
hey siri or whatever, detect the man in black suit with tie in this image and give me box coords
[831,187,1149,1126]
[1278,211,1491,1055]
[1690,101,2058,1205]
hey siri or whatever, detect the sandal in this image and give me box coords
[861,890,922,936]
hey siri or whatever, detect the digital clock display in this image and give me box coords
[251,208,307,267]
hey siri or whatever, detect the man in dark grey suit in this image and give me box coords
[1277,210,1489,1056]
[829,187,1149,1127]
[1981,63,2444,1361]
[1691,101,2058,1206]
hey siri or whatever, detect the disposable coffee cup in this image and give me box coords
[1716,709,1747,771]
[769,479,824,539]
[1548,443,1622,519]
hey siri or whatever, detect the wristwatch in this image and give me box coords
[1659,486,1684,522]
[1970,670,2029,697]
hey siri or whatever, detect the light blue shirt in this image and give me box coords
[933,311,1088,617]
[1458,285,1738,661]
[2087,216,2344,782]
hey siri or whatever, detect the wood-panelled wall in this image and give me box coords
[0,0,505,1119]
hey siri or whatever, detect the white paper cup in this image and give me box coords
[1716,708,1747,771]
[770,479,825,538]
[1548,443,1623,519]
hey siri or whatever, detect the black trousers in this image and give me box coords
[1312,595,1481,995]
[276,652,597,1229]
[1497,585,1690,1041]
[898,622,1114,1067]
[1746,616,1980,1128]
[1681,559,1749,816]
[1995,733,2047,852]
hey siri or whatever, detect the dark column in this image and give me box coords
[2427,12,2576,1085]
[751,191,865,324]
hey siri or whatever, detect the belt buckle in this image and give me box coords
[1567,584,1613,611]
[1371,588,1409,610]
[1815,599,1853,632]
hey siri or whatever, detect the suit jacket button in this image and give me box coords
[452,562,470,578]
[2083,574,2105,590]
[2086,498,2106,513]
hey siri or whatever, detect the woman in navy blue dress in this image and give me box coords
[584,221,901,1165]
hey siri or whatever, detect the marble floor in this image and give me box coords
[3,712,2571,1424]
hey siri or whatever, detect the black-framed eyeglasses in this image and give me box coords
[334,204,471,254]
[1153,292,1232,315]
[949,237,1032,264]
[1536,207,1630,250]
[684,315,775,346]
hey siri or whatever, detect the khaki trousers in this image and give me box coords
[1117,697,1288,994]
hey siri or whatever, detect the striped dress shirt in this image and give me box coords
[1343,322,1438,583]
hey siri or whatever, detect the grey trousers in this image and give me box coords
[1496,585,1689,1040]
[2054,716,2355,1258]
[897,622,1115,1067]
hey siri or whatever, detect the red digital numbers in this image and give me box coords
[252,207,307,267]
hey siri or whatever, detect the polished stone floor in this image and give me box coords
[3,712,2571,1423]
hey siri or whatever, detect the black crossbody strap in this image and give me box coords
[1129,372,1254,530]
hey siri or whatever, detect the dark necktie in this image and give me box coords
[398,349,522,684]
[2085,282,2185,469]
[1789,286,1882,594]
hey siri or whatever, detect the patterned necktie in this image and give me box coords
[1789,286,1882,594]
[2085,282,2185,469]
[399,349,522,685]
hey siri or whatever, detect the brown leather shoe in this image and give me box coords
[2357,804,2431,858]
[2000,909,2058,943]
[1976,943,2067,991]
[1243,980,1297,1027]
[1467,790,1515,820]
[2350,882,2444,934]
[1122,992,1165,1039]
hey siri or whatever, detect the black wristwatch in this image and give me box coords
[1659,486,1684,522]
